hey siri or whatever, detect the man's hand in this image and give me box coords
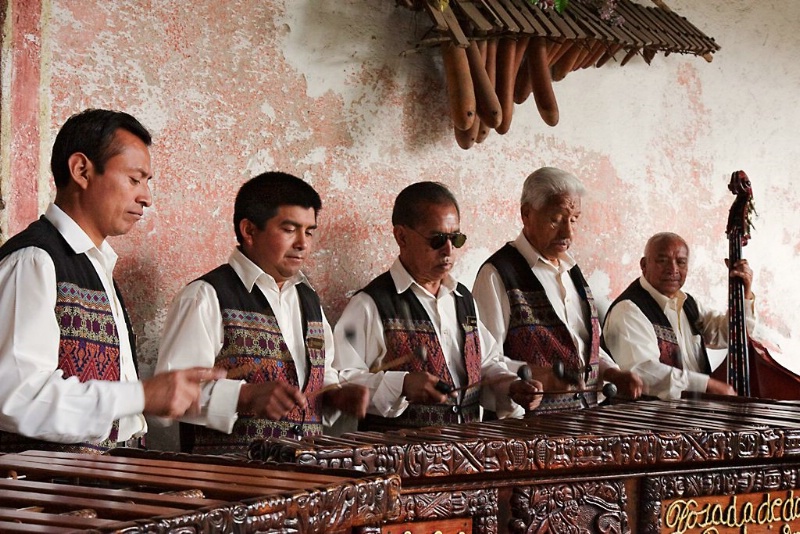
[706,377,737,396]
[726,258,754,299]
[402,372,454,404]
[509,378,544,412]
[142,367,226,418]
[602,368,644,399]
[526,365,584,392]
[238,382,307,419]
[324,384,369,418]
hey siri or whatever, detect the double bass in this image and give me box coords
[716,170,800,399]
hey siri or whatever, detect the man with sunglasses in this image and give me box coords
[333,181,542,432]
[473,167,643,413]
[156,172,368,454]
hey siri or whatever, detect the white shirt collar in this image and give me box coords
[228,247,310,293]
[44,203,118,264]
[639,275,686,311]
[513,231,576,272]
[389,257,460,297]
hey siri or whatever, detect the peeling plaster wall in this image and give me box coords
[1,1,800,446]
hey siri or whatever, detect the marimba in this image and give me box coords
[0,449,399,533]
[252,396,800,533]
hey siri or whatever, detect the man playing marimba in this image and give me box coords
[156,172,368,454]
[473,167,642,413]
[0,109,223,454]
[333,181,542,432]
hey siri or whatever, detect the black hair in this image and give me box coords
[233,171,322,244]
[50,109,152,188]
[391,181,460,228]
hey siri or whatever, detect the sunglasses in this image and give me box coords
[408,227,467,250]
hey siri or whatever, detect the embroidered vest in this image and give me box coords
[180,264,325,455]
[602,279,710,374]
[0,217,128,453]
[485,244,600,412]
[358,272,482,431]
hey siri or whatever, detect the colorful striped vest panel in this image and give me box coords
[602,279,710,374]
[0,217,126,453]
[180,264,325,454]
[358,272,482,431]
[485,245,600,412]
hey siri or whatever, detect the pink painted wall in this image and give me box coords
[0,0,42,237]
[2,1,800,420]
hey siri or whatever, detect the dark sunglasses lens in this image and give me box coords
[429,233,467,249]
[451,233,467,248]
[429,234,448,249]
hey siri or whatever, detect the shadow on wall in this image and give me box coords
[293,0,450,152]
[114,252,163,368]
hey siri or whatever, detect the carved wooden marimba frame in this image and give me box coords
[252,397,800,533]
[0,449,399,533]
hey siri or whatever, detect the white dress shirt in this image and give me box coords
[0,204,145,443]
[472,232,620,375]
[156,248,339,433]
[602,276,756,399]
[333,259,522,420]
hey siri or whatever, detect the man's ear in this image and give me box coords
[239,219,256,247]
[521,202,535,225]
[393,225,406,248]
[639,257,646,272]
[66,153,92,190]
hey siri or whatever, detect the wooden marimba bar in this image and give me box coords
[252,396,800,533]
[0,449,399,533]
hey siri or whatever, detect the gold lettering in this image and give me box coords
[785,490,798,521]
[795,489,800,518]
[664,500,679,529]
[665,499,691,532]
[757,497,772,523]
[687,502,702,529]
[663,491,800,533]
[773,497,784,522]
[708,501,724,526]
[792,491,800,517]
[789,490,800,521]
[724,496,744,528]
[741,501,754,524]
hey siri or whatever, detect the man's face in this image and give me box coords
[521,193,581,262]
[82,129,153,244]
[240,205,317,287]
[641,237,689,298]
[396,202,461,287]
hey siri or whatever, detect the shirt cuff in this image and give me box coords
[372,371,409,417]
[496,403,525,419]
[688,371,710,394]
[115,381,146,418]
[114,382,147,441]
[204,379,243,433]
[598,352,620,374]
